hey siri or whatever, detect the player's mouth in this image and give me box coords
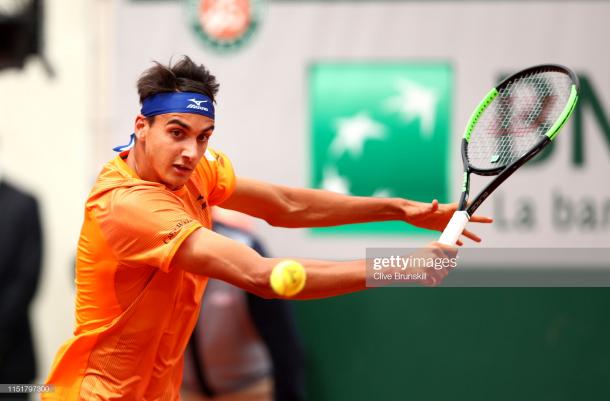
[172,164,194,175]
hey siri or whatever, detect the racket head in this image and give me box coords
[462,64,579,176]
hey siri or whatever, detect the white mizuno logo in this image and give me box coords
[189,98,208,106]
[187,98,209,111]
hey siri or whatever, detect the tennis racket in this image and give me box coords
[438,64,579,245]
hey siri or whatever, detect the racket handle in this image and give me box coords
[438,211,470,246]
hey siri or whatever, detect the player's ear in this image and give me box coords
[134,114,149,141]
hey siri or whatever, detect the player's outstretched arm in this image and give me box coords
[170,227,454,299]
[171,226,365,299]
[219,177,492,243]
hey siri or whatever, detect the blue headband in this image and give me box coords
[113,92,215,152]
[141,92,215,120]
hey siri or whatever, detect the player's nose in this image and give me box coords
[181,138,198,160]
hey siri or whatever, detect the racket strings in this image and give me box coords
[467,69,573,171]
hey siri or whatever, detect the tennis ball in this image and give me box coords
[269,260,306,297]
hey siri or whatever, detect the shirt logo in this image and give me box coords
[197,194,208,210]
[163,218,194,244]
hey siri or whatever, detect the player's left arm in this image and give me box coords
[219,177,491,242]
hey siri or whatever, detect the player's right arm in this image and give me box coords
[171,228,454,299]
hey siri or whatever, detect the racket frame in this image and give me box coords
[439,64,579,245]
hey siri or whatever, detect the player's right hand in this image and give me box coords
[414,242,458,287]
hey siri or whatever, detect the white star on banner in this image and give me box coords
[385,79,439,138]
[329,112,386,158]
[320,166,350,194]
[371,188,393,198]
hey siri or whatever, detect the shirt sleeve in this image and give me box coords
[99,186,202,272]
[206,148,237,206]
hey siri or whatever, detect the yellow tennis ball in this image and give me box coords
[269,260,306,297]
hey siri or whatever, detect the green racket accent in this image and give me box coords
[461,172,468,191]
[463,88,498,142]
[466,69,575,171]
[546,85,579,140]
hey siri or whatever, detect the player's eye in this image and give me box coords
[197,134,210,143]
[170,129,183,138]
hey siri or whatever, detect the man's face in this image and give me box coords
[135,113,214,190]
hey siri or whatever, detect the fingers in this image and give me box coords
[430,241,458,255]
[469,215,493,223]
[423,275,439,287]
[462,229,482,243]
[461,213,492,242]
[422,267,449,287]
[430,199,439,212]
[408,242,459,287]
[427,242,458,287]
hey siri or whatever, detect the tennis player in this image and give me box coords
[43,56,491,401]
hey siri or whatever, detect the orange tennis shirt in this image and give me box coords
[43,148,236,401]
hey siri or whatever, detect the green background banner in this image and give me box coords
[310,63,452,235]
[294,287,610,401]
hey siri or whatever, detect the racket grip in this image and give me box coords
[438,211,470,246]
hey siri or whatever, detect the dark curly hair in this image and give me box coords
[137,56,219,124]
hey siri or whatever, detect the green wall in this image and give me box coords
[293,288,610,401]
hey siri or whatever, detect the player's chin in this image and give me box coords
[164,172,192,190]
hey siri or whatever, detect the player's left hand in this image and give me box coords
[403,199,493,245]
